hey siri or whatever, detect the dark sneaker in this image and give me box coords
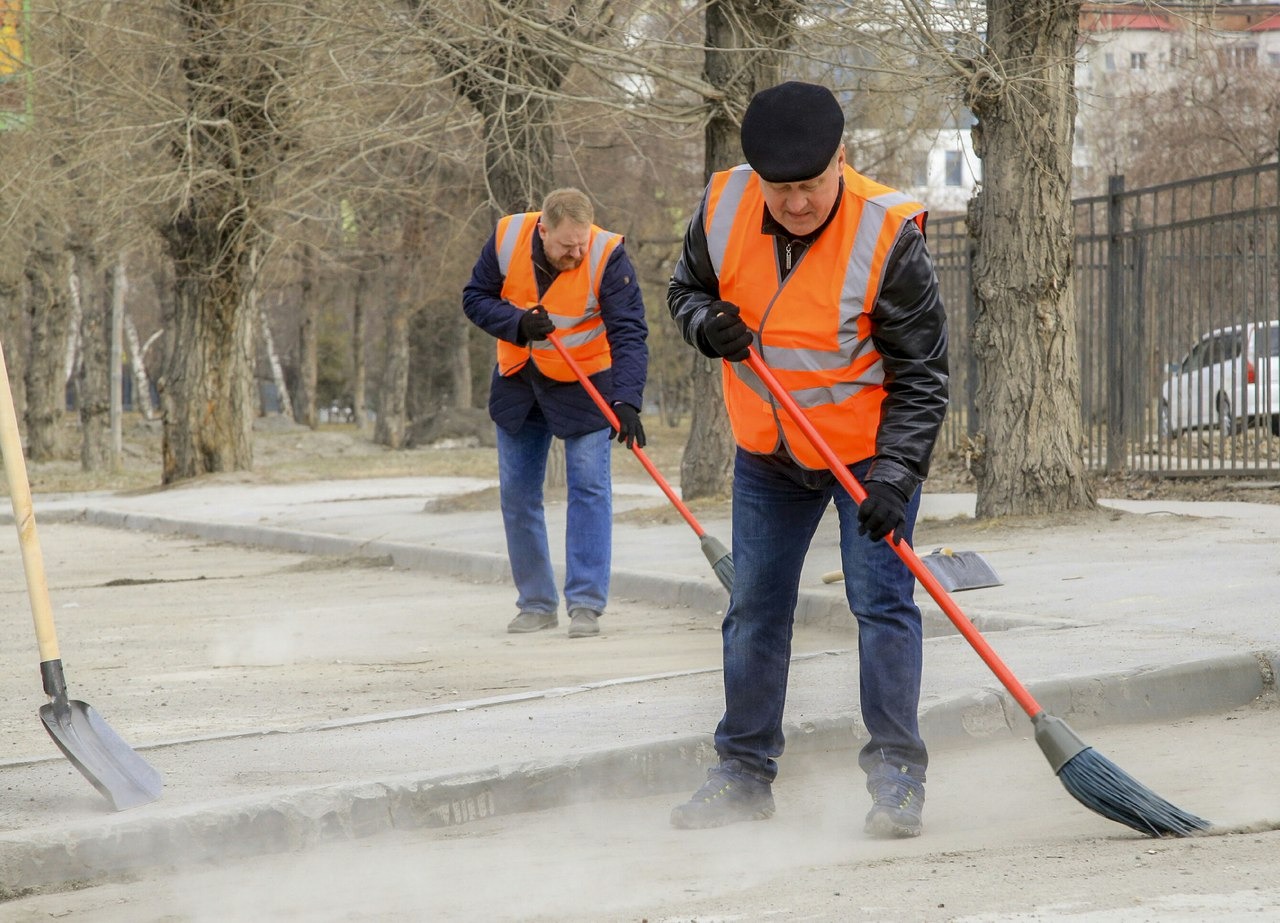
[670,761,775,829]
[567,608,600,638]
[864,763,925,838]
[507,611,558,634]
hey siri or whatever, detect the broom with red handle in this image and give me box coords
[544,331,733,593]
[743,346,1209,837]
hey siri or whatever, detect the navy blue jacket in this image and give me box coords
[463,223,649,438]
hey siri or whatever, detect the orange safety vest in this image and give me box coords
[493,212,623,382]
[704,164,927,468]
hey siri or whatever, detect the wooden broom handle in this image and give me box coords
[0,338,60,662]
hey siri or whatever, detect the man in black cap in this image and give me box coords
[666,81,949,837]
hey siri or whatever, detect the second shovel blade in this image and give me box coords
[920,550,1002,593]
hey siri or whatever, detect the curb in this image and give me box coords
[0,651,1271,895]
[42,507,1021,635]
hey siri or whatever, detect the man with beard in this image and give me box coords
[463,187,649,639]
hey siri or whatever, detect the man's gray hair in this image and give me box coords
[541,188,594,228]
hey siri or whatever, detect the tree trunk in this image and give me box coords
[124,311,156,420]
[109,257,126,464]
[64,265,82,390]
[447,309,472,410]
[681,0,795,500]
[73,250,112,472]
[966,0,1095,517]
[158,238,257,483]
[375,308,410,448]
[682,352,736,494]
[296,244,319,428]
[0,272,22,421]
[351,262,369,428]
[22,227,72,461]
[259,295,294,419]
[156,0,288,483]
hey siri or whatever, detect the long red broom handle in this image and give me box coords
[544,331,709,540]
[744,347,1044,719]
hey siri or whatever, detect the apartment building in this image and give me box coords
[900,2,1280,209]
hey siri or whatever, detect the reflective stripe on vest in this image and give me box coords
[494,212,622,381]
[704,165,926,467]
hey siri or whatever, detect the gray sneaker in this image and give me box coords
[670,760,775,829]
[864,763,925,838]
[567,608,600,638]
[507,611,558,634]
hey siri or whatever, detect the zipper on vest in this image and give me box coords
[784,240,795,272]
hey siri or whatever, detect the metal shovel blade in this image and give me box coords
[920,548,1002,593]
[40,700,163,812]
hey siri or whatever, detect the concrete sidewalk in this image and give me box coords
[1,476,1277,893]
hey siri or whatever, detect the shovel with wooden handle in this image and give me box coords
[0,339,162,812]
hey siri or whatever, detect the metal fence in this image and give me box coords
[931,160,1280,478]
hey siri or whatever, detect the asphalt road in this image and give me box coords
[5,699,1278,923]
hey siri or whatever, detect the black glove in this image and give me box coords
[701,301,753,362]
[610,402,646,449]
[857,481,909,545]
[518,305,555,343]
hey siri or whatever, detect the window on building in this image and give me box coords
[944,151,964,187]
[1104,52,1116,71]
[1222,45,1258,68]
[1269,51,1280,68]
[1130,52,1147,70]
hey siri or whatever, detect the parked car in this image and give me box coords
[1159,321,1280,437]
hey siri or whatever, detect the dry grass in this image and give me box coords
[13,412,697,498]
[17,411,1275,508]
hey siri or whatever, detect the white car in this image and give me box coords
[1160,322,1280,437]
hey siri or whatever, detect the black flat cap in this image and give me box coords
[740,81,845,183]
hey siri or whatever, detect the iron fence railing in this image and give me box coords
[932,159,1280,477]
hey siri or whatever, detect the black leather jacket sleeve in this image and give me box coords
[866,223,949,498]
[667,192,723,358]
[666,195,949,498]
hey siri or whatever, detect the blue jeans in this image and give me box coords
[497,417,612,615]
[715,449,927,783]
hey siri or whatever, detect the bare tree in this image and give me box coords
[375,308,412,448]
[407,0,614,215]
[351,263,371,428]
[72,248,112,470]
[123,309,157,420]
[680,0,798,500]
[22,221,73,461]
[0,220,26,422]
[0,0,1113,520]
[955,0,1095,515]
[296,243,319,428]
[1081,45,1280,191]
[152,1,305,481]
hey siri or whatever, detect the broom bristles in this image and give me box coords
[1057,746,1212,837]
[711,554,734,594]
[1033,711,1211,837]
[699,534,735,594]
